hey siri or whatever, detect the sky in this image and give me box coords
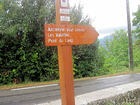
[69,0,140,38]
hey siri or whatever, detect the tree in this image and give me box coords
[100,30,129,73]
[133,5,140,40]
[70,5,90,25]
[133,5,140,68]
[70,5,104,78]
[0,0,101,84]
[0,0,58,84]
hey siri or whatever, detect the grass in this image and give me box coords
[0,80,59,90]
[0,68,140,90]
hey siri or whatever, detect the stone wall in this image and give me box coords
[88,88,140,105]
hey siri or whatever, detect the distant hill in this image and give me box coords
[99,35,113,47]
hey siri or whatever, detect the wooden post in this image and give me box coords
[126,0,134,71]
[44,1,98,104]
[58,46,75,105]
[56,0,75,105]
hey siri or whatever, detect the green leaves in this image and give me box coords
[99,30,129,73]
[133,5,140,39]
[0,0,101,84]
[72,41,104,78]
[132,5,140,68]
[0,0,57,84]
[70,5,91,25]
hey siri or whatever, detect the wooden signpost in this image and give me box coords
[44,0,98,105]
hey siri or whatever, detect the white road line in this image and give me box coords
[11,84,59,91]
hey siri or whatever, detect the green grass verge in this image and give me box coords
[0,80,59,90]
[0,68,140,90]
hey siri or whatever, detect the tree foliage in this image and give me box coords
[0,0,101,84]
[133,5,140,39]
[0,0,58,84]
[70,5,104,78]
[98,5,140,73]
[133,5,140,67]
[99,30,129,73]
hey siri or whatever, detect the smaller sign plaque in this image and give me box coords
[60,8,70,14]
[60,16,70,22]
[61,0,68,7]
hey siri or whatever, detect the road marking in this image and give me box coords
[11,84,59,91]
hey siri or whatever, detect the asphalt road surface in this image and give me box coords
[0,73,140,105]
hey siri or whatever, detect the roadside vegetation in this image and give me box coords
[0,0,140,86]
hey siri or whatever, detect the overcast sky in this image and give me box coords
[69,0,140,38]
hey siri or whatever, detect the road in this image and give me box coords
[0,73,140,105]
